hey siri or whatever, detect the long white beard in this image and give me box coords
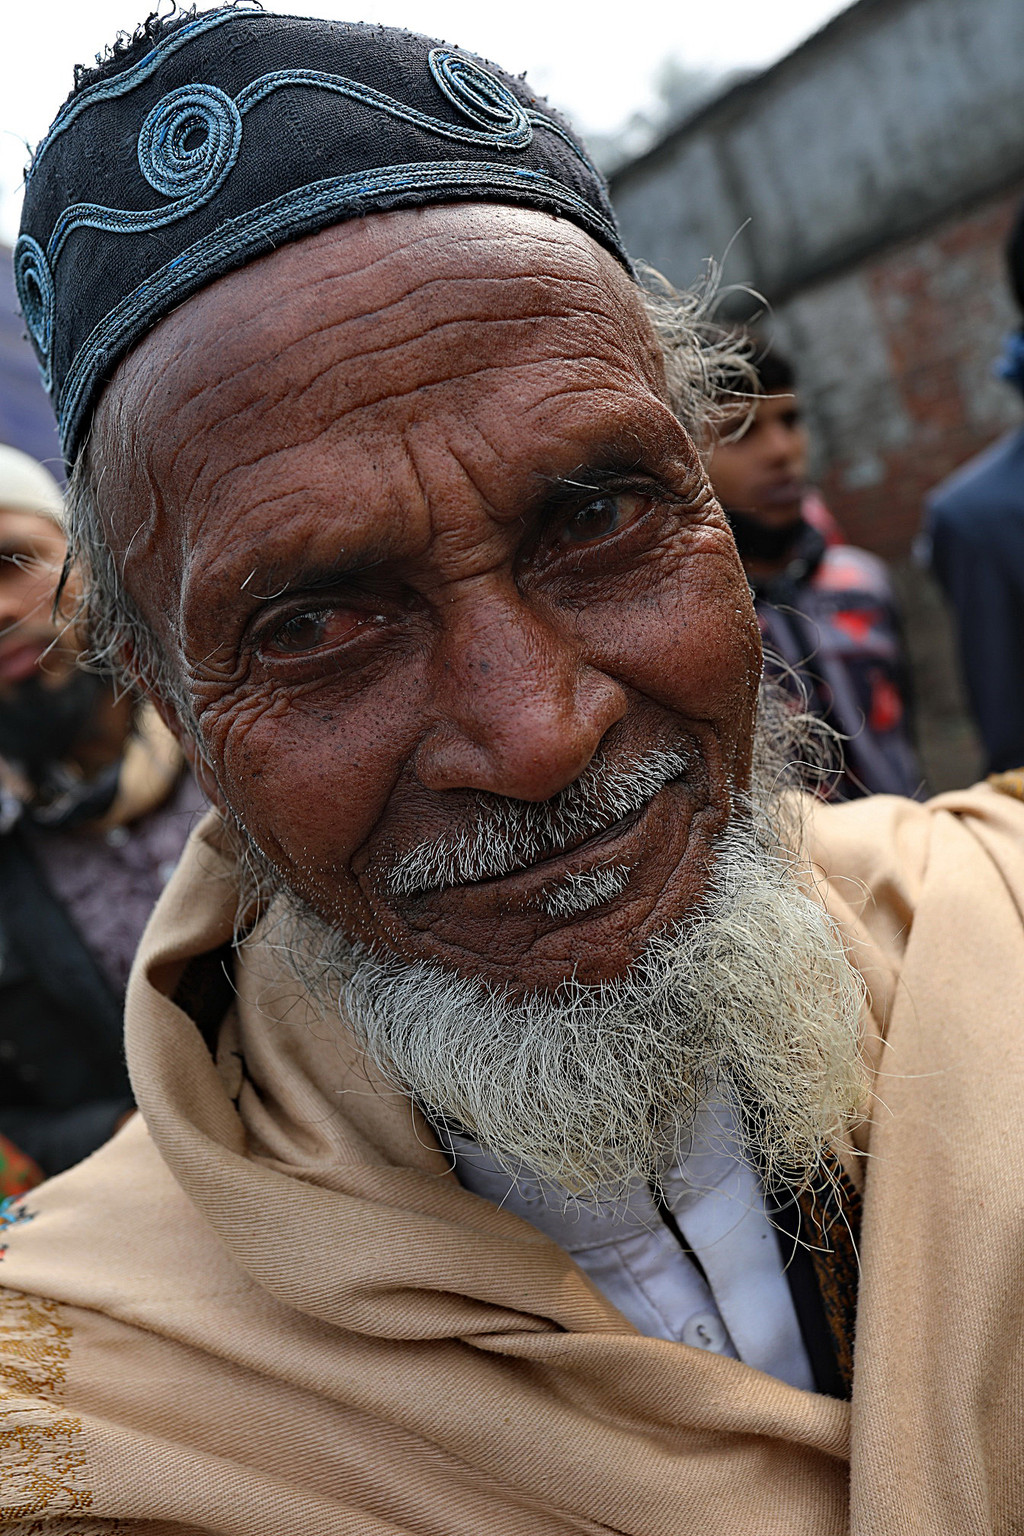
[238,690,867,1195]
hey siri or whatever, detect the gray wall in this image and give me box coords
[610,0,1024,790]
[611,0,1024,303]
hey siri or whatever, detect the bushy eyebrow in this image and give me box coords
[234,456,666,606]
[537,460,666,509]
[539,447,667,503]
[188,426,691,660]
[237,554,384,605]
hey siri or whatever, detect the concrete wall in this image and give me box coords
[610,0,1024,554]
[612,0,1024,307]
[610,0,1024,788]
[782,188,1022,556]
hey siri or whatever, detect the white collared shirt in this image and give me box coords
[446,1097,815,1392]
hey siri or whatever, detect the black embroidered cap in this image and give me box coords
[17,7,630,465]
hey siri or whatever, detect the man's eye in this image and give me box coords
[263,606,374,656]
[557,493,646,548]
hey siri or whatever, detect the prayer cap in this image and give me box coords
[16,6,630,465]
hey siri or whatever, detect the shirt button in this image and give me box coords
[681,1309,731,1354]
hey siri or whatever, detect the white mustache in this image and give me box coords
[387,747,691,898]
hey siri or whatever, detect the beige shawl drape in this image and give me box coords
[2,784,1023,1534]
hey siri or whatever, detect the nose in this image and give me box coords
[413,579,628,802]
[763,421,792,465]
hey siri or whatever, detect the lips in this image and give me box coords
[450,793,652,896]
[404,777,693,927]
[756,478,804,507]
[371,741,724,987]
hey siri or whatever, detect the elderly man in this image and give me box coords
[1,10,1021,1534]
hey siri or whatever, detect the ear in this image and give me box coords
[150,692,227,816]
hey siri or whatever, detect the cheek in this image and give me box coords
[13,572,50,620]
[202,671,425,902]
[574,535,761,725]
[708,448,752,503]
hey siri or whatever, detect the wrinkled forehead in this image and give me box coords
[92,203,664,550]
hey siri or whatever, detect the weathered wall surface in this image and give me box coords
[612,0,1024,308]
[780,188,1022,557]
[611,0,1024,787]
[610,0,1024,554]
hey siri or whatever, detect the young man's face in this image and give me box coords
[707,390,809,528]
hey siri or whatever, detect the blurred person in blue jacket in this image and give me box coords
[708,347,921,800]
[925,202,1024,774]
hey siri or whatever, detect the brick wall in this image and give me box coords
[609,0,1024,787]
[772,187,1022,789]
[788,186,1023,559]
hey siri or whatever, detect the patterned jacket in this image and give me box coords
[750,521,921,799]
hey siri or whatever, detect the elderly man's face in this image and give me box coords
[96,205,760,990]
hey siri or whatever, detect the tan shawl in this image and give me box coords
[2,784,1024,1535]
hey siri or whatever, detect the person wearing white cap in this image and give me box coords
[0,443,64,522]
[0,443,204,1184]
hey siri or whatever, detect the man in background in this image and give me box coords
[926,200,1024,775]
[708,346,921,798]
[0,444,203,1185]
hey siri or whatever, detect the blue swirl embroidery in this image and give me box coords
[26,7,242,178]
[47,84,243,263]
[235,59,532,148]
[12,235,54,392]
[23,16,619,418]
[44,56,535,268]
[427,49,531,139]
[138,83,242,201]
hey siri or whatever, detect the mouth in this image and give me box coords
[375,740,726,983]
[401,776,690,927]
[757,478,804,507]
[464,793,651,894]
[385,746,693,904]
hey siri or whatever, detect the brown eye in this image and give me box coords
[264,606,377,657]
[558,493,643,547]
[271,610,330,653]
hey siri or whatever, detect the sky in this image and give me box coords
[0,0,853,245]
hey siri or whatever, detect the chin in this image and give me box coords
[753,505,803,527]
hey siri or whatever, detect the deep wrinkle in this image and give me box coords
[177,420,701,666]
[94,204,761,990]
[243,477,689,668]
